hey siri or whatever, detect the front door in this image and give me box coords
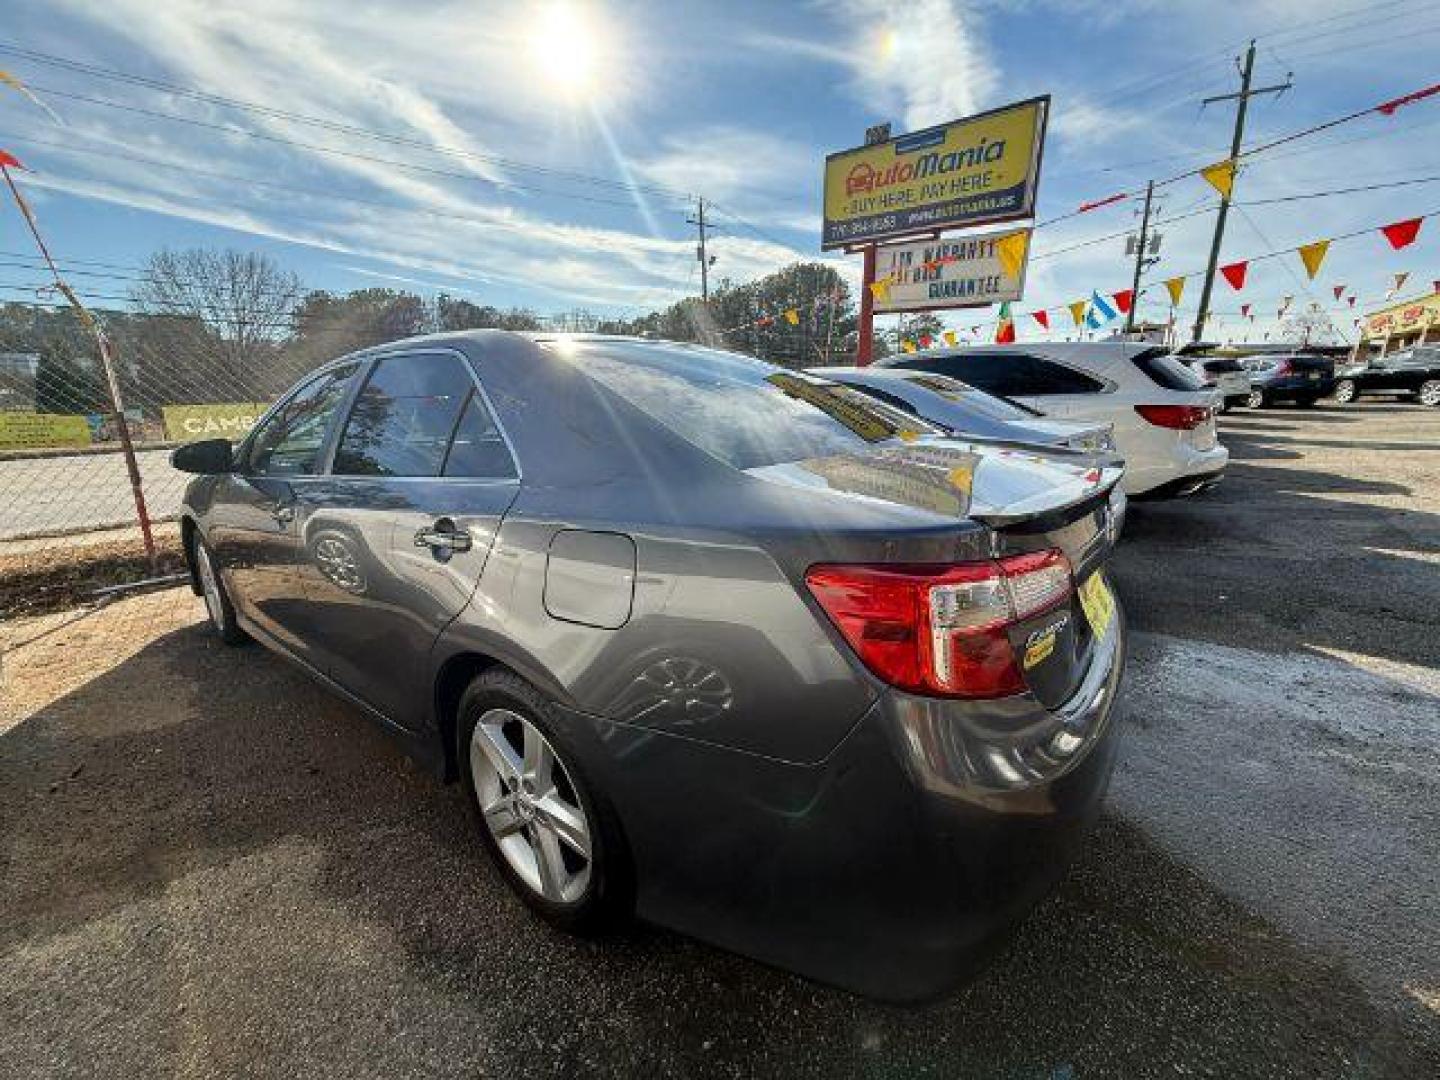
[294,350,520,731]
[206,362,360,664]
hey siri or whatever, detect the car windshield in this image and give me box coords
[898,373,1042,421]
[563,341,941,469]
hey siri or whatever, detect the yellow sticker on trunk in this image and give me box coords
[1078,571,1116,638]
[1023,630,1057,669]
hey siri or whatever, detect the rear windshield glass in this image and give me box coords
[899,373,1041,421]
[1133,349,1208,391]
[562,341,940,470]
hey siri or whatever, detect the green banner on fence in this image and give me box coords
[162,402,269,442]
[0,411,93,449]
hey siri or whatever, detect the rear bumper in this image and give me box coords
[1122,443,1228,497]
[1132,466,1225,500]
[555,601,1127,1001]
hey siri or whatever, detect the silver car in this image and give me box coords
[172,332,1127,1001]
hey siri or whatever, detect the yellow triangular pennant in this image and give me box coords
[994,229,1030,279]
[942,330,957,346]
[1068,299,1087,327]
[783,308,799,325]
[1201,159,1237,200]
[1297,240,1330,280]
[869,279,891,303]
[1164,276,1186,306]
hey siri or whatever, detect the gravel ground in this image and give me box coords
[2,400,1437,1078]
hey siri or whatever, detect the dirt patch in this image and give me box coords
[0,527,187,619]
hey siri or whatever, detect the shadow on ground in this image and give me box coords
[2,621,1436,1079]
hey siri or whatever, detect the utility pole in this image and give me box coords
[686,197,717,302]
[1192,40,1291,342]
[1124,179,1155,335]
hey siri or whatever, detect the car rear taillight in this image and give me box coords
[805,551,1073,699]
[1134,404,1212,430]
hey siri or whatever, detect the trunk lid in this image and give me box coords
[753,437,1124,709]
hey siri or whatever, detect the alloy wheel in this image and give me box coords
[1333,379,1356,404]
[469,708,592,904]
[1420,380,1440,407]
[196,542,224,629]
[1246,389,1265,409]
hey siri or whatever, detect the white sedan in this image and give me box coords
[878,342,1227,498]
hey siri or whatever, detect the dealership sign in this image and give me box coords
[872,228,1029,312]
[822,96,1049,250]
[162,402,269,442]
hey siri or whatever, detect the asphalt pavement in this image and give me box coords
[1,401,1437,1078]
[0,449,185,540]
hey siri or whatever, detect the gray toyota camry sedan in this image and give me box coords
[173,331,1127,1001]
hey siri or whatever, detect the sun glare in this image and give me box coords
[527,2,610,100]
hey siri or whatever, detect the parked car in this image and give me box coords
[877,342,1227,498]
[806,366,1118,452]
[172,332,1128,1002]
[1175,355,1251,412]
[1240,353,1336,408]
[1332,346,1440,407]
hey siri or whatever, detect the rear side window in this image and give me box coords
[334,352,494,477]
[1132,349,1207,391]
[900,374,1039,421]
[246,364,358,476]
[443,393,517,478]
[904,353,1105,397]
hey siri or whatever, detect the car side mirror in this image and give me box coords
[171,438,234,474]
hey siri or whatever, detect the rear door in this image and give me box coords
[206,362,360,663]
[295,349,520,730]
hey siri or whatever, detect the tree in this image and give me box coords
[1280,304,1341,347]
[131,248,303,400]
[33,336,104,414]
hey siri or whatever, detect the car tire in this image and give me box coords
[457,668,633,934]
[193,535,248,646]
[1332,378,1358,404]
[1246,389,1266,409]
[1419,379,1440,408]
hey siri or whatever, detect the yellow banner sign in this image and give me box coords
[162,402,269,442]
[822,96,1049,250]
[0,411,92,450]
[872,227,1030,312]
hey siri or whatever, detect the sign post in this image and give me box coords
[857,244,877,365]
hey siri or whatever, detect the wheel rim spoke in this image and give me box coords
[534,793,590,858]
[472,721,522,785]
[531,825,568,900]
[522,724,553,790]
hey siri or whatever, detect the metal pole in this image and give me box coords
[1193,40,1255,342]
[856,244,877,366]
[1125,180,1154,336]
[1,163,156,566]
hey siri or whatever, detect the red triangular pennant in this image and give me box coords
[919,334,933,348]
[1381,217,1423,250]
[1332,285,1345,301]
[1241,304,1251,318]
[1112,289,1134,315]
[1032,310,1050,330]
[1376,83,1440,116]
[0,149,25,170]
[1220,261,1248,291]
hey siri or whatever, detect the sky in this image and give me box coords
[0,0,1438,347]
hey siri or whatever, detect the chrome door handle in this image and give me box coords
[272,504,295,524]
[414,526,472,553]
